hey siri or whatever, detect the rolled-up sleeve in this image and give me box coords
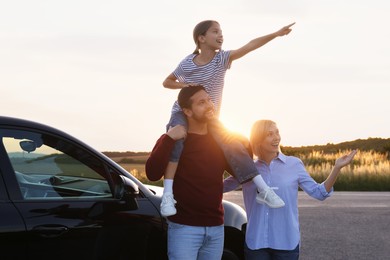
[223,176,241,193]
[298,159,333,201]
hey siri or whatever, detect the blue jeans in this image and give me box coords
[167,221,224,260]
[166,111,258,184]
[166,111,188,162]
[244,242,300,260]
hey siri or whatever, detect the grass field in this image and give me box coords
[113,150,390,191]
[302,150,390,191]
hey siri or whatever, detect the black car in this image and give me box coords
[0,116,246,260]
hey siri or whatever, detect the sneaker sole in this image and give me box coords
[161,210,177,217]
[256,198,285,208]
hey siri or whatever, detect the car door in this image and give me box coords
[0,156,27,259]
[0,127,166,260]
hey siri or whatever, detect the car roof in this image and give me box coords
[0,115,99,155]
[1,115,65,132]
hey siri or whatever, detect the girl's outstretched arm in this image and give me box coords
[229,22,295,62]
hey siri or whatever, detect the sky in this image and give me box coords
[1,0,389,152]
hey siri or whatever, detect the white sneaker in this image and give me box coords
[256,187,285,208]
[160,192,177,217]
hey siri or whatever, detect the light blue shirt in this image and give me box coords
[224,152,333,250]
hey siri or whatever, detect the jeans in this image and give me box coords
[244,242,300,260]
[166,111,187,162]
[166,111,258,184]
[167,221,224,260]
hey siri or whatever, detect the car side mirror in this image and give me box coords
[112,175,139,210]
[120,175,139,195]
[113,175,139,198]
[88,176,140,219]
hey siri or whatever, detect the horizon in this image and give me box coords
[101,136,390,153]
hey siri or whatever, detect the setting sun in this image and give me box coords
[219,114,251,139]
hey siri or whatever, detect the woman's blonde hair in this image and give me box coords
[250,119,277,158]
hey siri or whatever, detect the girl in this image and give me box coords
[160,20,295,217]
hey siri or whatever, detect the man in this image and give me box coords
[145,85,232,259]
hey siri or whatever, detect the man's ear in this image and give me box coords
[182,108,192,118]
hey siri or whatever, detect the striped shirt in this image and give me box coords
[170,50,231,117]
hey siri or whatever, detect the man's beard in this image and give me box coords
[192,110,214,123]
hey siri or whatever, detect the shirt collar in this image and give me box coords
[256,151,287,164]
[277,151,287,163]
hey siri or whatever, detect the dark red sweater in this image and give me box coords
[145,132,231,226]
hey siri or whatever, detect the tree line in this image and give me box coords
[103,137,390,161]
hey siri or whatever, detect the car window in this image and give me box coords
[1,129,113,200]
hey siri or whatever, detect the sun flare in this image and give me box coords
[219,115,251,139]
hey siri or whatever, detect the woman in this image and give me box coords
[224,119,357,259]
